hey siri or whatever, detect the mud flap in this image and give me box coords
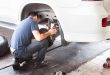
[56,20,68,46]
[48,19,68,46]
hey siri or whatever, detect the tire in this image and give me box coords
[0,35,10,57]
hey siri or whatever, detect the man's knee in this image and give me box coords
[40,39,48,47]
[39,28,53,47]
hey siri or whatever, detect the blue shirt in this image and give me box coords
[10,16,39,49]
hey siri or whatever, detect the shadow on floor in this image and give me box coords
[0,41,110,75]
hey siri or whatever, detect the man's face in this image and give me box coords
[32,16,40,23]
[32,16,38,22]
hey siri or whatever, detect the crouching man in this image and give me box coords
[10,11,57,70]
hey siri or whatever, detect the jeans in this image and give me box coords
[14,39,48,64]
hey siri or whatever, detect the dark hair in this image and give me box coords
[28,11,40,17]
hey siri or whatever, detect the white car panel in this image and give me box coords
[49,1,108,42]
[0,0,108,42]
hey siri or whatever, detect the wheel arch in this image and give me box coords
[20,3,57,20]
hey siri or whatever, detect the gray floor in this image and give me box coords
[67,47,110,75]
[0,26,110,75]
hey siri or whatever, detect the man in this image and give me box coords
[10,11,57,70]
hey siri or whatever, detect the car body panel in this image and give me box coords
[0,0,108,42]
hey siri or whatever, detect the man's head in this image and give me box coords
[28,11,41,22]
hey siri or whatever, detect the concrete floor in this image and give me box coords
[67,43,110,75]
[0,25,110,75]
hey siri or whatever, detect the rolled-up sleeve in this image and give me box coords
[31,21,39,31]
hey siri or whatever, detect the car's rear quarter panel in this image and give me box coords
[0,0,108,42]
[48,1,108,42]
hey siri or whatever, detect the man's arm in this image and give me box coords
[32,28,57,41]
[32,30,51,41]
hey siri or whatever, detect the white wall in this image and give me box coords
[104,0,110,20]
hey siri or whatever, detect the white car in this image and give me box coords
[0,0,108,43]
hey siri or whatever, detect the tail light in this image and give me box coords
[102,18,107,27]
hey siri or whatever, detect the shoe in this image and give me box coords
[106,57,110,63]
[53,71,66,75]
[33,61,48,69]
[25,56,33,62]
[103,63,110,69]
[33,62,41,69]
[106,38,110,40]
[103,63,108,69]
[12,60,20,70]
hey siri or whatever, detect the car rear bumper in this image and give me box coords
[63,32,108,42]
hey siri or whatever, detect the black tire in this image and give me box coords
[0,35,10,57]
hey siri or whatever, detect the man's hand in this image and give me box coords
[32,23,57,41]
[51,23,56,29]
[48,23,57,35]
[48,28,57,35]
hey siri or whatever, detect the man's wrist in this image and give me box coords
[47,31,51,36]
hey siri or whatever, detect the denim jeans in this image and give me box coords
[14,39,48,64]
